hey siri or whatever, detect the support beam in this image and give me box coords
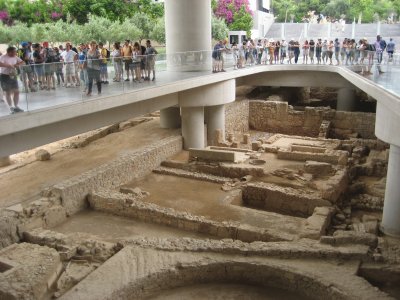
[165,0,211,71]
[381,145,400,237]
[336,88,356,111]
[205,105,225,146]
[181,106,204,150]
[160,107,181,129]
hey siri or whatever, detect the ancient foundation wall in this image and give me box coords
[49,136,183,215]
[225,99,249,133]
[328,111,376,139]
[249,100,376,139]
[249,101,324,137]
[242,183,331,217]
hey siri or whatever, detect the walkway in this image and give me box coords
[1,56,399,118]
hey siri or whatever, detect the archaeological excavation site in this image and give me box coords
[0,85,399,300]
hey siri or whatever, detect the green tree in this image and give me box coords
[150,17,166,44]
[130,13,152,42]
[212,16,229,41]
[229,6,253,36]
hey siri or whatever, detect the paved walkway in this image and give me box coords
[1,61,398,118]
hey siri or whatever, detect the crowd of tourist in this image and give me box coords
[0,39,158,114]
[212,35,396,73]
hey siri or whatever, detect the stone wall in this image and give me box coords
[49,136,183,215]
[249,101,325,137]
[225,99,249,134]
[328,111,376,139]
[249,100,376,139]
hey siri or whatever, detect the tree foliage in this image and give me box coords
[272,0,399,23]
[214,0,253,35]
[212,16,230,40]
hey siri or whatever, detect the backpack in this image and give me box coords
[45,48,56,63]
[106,49,110,59]
[17,48,24,60]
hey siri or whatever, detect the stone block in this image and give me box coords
[43,205,67,228]
[333,231,378,247]
[189,148,247,163]
[304,161,333,176]
[35,149,51,161]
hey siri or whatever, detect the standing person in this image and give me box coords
[293,41,300,64]
[111,42,122,82]
[121,40,133,81]
[257,39,263,64]
[327,40,334,65]
[321,38,328,64]
[268,40,275,64]
[19,42,35,92]
[280,39,287,64]
[140,42,147,79]
[60,43,78,87]
[42,42,56,90]
[98,42,109,84]
[53,47,65,86]
[32,43,45,90]
[359,39,367,65]
[309,39,315,64]
[86,41,101,96]
[302,40,309,64]
[261,40,268,64]
[334,38,340,65]
[239,41,246,68]
[274,41,280,64]
[386,38,395,61]
[0,46,25,114]
[375,35,387,64]
[231,42,239,69]
[132,42,142,82]
[145,40,158,81]
[78,45,89,92]
[315,38,322,64]
[212,40,223,73]
[340,38,347,64]
[288,39,295,64]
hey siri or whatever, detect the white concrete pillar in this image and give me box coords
[160,106,181,129]
[165,0,211,71]
[336,88,356,111]
[351,21,356,39]
[205,105,225,146]
[181,106,205,150]
[381,145,400,237]
[303,23,308,38]
[0,156,11,167]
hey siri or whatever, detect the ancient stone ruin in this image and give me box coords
[0,86,399,299]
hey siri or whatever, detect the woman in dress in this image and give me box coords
[86,41,101,96]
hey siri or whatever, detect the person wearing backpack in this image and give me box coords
[121,40,133,81]
[19,42,36,93]
[32,43,45,90]
[43,42,56,90]
[98,42,109,84]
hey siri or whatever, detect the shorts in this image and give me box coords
[65,63,75,76]
[100,63,108,74]
[44,63,55,76]
[34,64,44,76]
[0,74,19,91]
[146,58,155,70]
[124,59,132,71]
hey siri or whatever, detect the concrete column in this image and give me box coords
[381,145,400,237]
[205,105,225,146]
[0,156,11,167]
[160,106,181,129]
[181,106,205,150]
[165,0,211,71]
[336,88,356,111]
[351,21,356,39]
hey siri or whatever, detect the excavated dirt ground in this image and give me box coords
[144,283,303,300]
[0,119,180,208]
[54,210,209,242]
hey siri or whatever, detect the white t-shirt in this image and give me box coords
[0,54,22,75]
[61,50,77,63]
